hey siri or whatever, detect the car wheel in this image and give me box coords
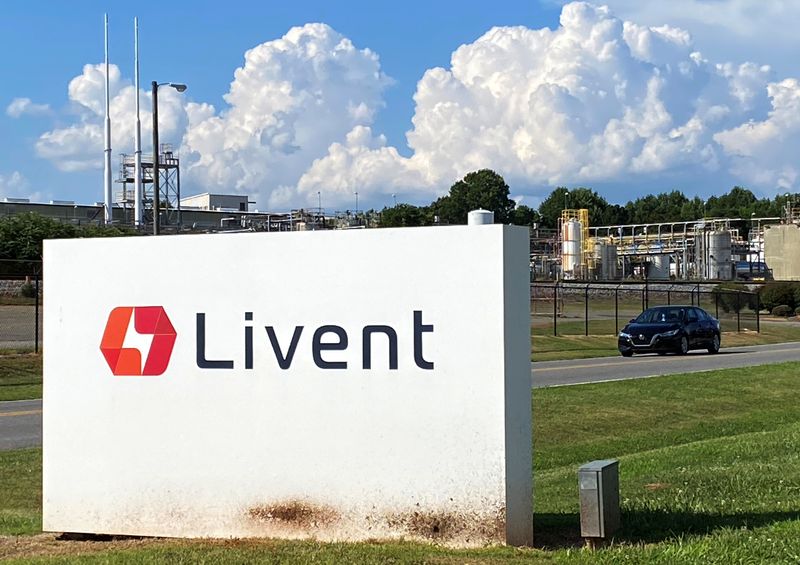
[677,336,689,355]
[620,349,633,357]
[708,334,720,354]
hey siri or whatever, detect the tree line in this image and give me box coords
[380,169,795,230]
[0,169,794,268]
[0,213,136,274]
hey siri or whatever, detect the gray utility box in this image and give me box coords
[578,459,620,539]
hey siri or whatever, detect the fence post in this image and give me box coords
[34,270,40,354]
[756,294,760,333]
[553,282,558,337]
[715,292,719,320]
[737,291,741,332]
[615,287,619,335]
[584,285,589,337]
[667,289,671,305]
[641,286,645,312]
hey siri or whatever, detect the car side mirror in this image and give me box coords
[629,318,636,323]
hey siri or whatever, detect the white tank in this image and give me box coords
[709,230,733,280]
[468,209,494,225]
[563,219,582,276]
[650,254,670,280]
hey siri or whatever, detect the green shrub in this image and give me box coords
[760,283,800,311]
[771,304,793,317]
[713,284,758,313]
[17,283,35,298]
[795,306,800,316]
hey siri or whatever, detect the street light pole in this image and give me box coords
[152,81,160,235]
[151,81,187,236]
[392,193,397,207]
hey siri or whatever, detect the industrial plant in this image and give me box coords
[529,203,800,282]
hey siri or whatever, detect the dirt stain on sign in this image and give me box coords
[247,500,340,530]
[385,507,506,544]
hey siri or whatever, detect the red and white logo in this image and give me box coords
[100,306,177,376]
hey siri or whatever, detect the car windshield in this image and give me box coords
[635,307,684,324]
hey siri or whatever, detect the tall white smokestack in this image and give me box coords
[133,17,143,226]
[103,14,113,224]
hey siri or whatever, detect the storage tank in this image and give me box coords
[649,254,670,280]
[594,242,618,280]
[605,244,618,279]
[467,209,494,225]
[563,219,582,277]
[708,230,733,280]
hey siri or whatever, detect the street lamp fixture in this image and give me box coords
[152,81,187,235]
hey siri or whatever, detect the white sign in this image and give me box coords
[43,225,532,546]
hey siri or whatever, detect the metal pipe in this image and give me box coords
[103,14,113,224]
[134,17,143,227]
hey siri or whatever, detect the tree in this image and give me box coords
[432,169,515,224]
[537,187,570,229]
[509,204,540,227]
[537,187,613,228]
[379,204,430,227]
[0,213,77,262]
[0,213,138,274]
[625,191,690,224]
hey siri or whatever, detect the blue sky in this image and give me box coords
[2,1,799,211]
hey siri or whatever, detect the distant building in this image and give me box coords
[764,223,800,280]
[180,193,251,212]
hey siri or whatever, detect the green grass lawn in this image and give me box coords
[0,354,41,401]
[3,362,800,563]
[0,448,40,536]
[0,297,35,306]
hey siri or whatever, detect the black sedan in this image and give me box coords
[618,305,721,357]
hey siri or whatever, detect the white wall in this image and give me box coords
[43,225,532,546]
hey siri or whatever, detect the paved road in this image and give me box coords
[3,342,800,451]
[532,342,800,388]
[0,399,41,450]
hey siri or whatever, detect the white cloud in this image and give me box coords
[180,23,392,209]
[302,1,800,200]
[34,63,188,172]
[714,78,800,189]
[6,98,51,118]
[19,2,800,208]
[594,0,800,79]
[0,171,42,201]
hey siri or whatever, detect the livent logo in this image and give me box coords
[100,306,177,376]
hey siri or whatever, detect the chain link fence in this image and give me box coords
[0,260,41,352]
[0,260,764,350]
[532,281,760,337]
